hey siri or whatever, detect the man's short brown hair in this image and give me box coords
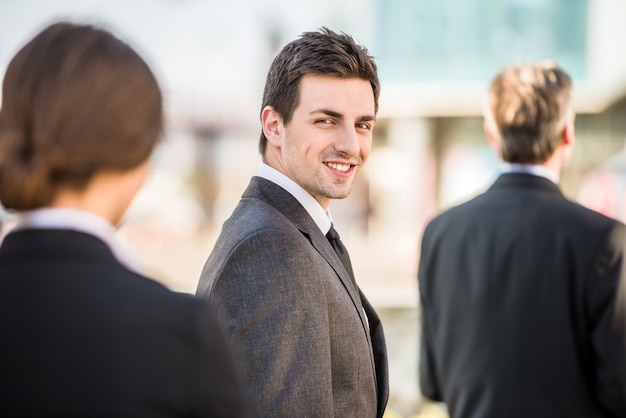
[258,27,379,156]
[486,61,572,164]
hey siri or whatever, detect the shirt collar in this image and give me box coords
[13,207,143,274]
[256,162,332,234]
[500,162,559,184]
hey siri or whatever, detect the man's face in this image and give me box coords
[276,74,375,211]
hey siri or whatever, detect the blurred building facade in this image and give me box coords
[4,0,626,294]
[160,0,626,280]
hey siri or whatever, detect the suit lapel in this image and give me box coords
[241,176,389,413]
[360,290,389,417]
[242,176,371,336]
[308,224,370,332]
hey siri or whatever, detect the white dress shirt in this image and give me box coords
[500,162,559,184]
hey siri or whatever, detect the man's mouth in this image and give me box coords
[325,162,352,173]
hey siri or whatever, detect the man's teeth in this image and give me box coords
[326,162,350,172]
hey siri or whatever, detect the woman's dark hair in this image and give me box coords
[0,21,163,210]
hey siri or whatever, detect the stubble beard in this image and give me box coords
[308,167,357,203]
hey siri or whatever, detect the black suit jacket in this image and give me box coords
[419,173,626,418]
[0,229,249,417]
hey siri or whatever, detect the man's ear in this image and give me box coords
[560,115,576,161]
[562,115,575,147]
[483,116,500,151]
[261,106,283,147]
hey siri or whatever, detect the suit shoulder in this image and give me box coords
[202,226,312,281]
[111,269,213,318]
[552,196,626,235]
[215,195,311,256]
[232,197,297,230]
[197,201,312,296]
[422,194,484,230]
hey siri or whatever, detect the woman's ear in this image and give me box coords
[261,106,283,148]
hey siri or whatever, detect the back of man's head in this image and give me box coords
[486,61,572,164]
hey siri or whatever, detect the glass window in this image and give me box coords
[375,0,587,82]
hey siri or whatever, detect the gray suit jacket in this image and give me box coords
[197,176,388,417]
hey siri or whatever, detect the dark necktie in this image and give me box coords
[326,225,357,289]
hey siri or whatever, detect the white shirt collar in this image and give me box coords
[13,207,143,274]
[500,162,559,184]
[256,162,332,234]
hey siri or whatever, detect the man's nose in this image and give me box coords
[333,125,360,156]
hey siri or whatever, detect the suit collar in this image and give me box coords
[243,176,319,236]
[489,172,564,197]
[0,229,122,267]
[13,208,142,274]
[242,177,370,330]
[242,177,347,275]
[500,162,559,184]
[241,177,387,411]
[255,164,332,234]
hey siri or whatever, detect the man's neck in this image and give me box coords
[256,162,333,234]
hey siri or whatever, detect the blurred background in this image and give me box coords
[2,1,626,417]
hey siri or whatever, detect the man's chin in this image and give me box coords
[327,189,353,200]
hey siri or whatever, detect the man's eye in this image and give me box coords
[356,123,371,130]
[316,119,333,124]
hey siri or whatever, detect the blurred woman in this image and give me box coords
[0,21,248,417]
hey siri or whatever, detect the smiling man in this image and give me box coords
[196,28,389,417]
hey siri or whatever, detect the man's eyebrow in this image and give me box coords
[310,108,376,121]
[310,108,343,119]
